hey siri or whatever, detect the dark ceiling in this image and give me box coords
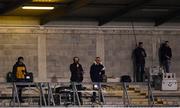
[0,0,180,26]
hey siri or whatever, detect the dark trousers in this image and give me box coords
[71,84,83,105]
[15,79,25,102]
[162,60,170,73]
[17,86,23,102]
[136,63,145,82]
[92,83,103,102]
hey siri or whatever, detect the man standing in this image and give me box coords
[90,57,105,102]
[12,56,27,103]
[134,42,147,82]
[70,57,84,105]
[160,41,172,73]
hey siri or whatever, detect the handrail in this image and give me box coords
[47,83,55,106]
[123,82,130,107]
[0,81,179,85]
[147,70,155,107]
[12,82,20,107]
[0,82,178,107]
[98,83,105,105]
[39,83,47,106]
[148,82,155,106]
[71,82,81,106]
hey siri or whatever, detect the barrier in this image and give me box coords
[0,82,178,107]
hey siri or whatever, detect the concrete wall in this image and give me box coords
[0,26,179,82]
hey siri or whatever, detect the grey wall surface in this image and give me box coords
[0,32,38,81]
[46,33,96,79]
[0,27,179,82]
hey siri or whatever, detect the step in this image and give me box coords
[131,98,148,102]
[128,85,141,88]
[129,95,147,98]
[155,100,164,104]
[105,93,123,96]
[131,101,149,106]
[127,92,141,96]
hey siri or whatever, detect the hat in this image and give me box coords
[18,56,24,61]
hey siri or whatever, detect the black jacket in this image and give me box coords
[12,62,27,81]
[90,63,105,82]
[160,45,172,61]
[134,47,147,64]
[70,63,84,82]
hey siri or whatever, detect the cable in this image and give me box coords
[131,19,137,47]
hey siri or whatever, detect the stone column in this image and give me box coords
[36,34,47,82]
[96,30,105,63]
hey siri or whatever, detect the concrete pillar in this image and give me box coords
[36,34,47,82]
[96,31,105,63]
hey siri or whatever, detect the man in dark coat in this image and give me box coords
[12,56,27,103]
[90,57,105,82]
[160,41,172,73]
[70,57,84,105]
[70,57,84,82]
[134,42,147,82]
[90,57,105,102]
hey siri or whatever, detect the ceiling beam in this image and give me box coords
[98,0,152,26]
[0,0,24,2]
[40,0,94,25]
[0,0,31,14]
[155,9,180,26]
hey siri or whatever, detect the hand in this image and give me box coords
[166,56,170,59]
[141,52,145,56]
[101,67,105,71]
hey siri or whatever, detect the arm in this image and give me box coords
[144,49,147,57]
[90,65,94,81]
[79,64,84,74]
[100,65,105,75]
[134,49,137,59]
[12,64,16,74]
[24,64,27,74]
[169,48,172,58]
[12,64,17,80]
[70,64,73,73]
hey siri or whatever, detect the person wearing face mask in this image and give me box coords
[70,57,84,105]
[90,57,105,103]
[12,56,27,103]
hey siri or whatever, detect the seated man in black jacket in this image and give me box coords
[12,56,27,103]
[70,57,84,105]
[90,57,105,103]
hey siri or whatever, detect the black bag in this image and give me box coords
[102,74,107,82]
[120,75,132,82]
[6,72,15,82]
[25,72,33,82]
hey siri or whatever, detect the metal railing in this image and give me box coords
[0,81,178,107]
[122,82,130,107]
[147,70,155,106]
